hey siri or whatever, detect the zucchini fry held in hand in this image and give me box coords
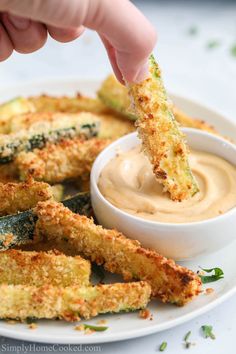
[0,282,151,321]
[16,137,110,183]
[35,201,202,306]
[0,250,91,286]
[128,55,199,201]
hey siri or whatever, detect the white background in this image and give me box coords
[0,0,236,353]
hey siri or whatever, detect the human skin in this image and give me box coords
[0,0,157,83]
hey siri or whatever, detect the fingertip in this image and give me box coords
[47,26,85,43]
[132,61,150,83]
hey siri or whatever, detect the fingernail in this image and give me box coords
[8,15,30,30]
[133,62,150,83]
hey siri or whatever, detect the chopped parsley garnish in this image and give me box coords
[183,331,192,348]
[26,317,37,324]
[199,267,224,283]
[83,324,108,332]
[159,341,167,352]
[188,26,198,36]
[230,44,236,57]
[206,40,221,49]
[201,325,215,340]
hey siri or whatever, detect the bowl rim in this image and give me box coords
[91,128,236,228]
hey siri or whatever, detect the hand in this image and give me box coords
[0,0,157,83]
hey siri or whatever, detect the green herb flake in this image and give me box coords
[183,330,192,348]
[206,40,221,50]
[83,324,108,332]
[188,26,198,36]
[201,325,216,340]
[199,267,224,284]
[159,341,167,352]
[26,317,37,324]
[230,44,236,57]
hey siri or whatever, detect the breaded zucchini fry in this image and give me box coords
[35,201,202,305]
[9,112,100,135]
[51,184,64,201]
[98,75,136,120]
[0,249,91,286]
[10,111,133,141]
[0,282,151,321]
[0,178,54,216]
[0,112,100,164]
[98,114,134,139]
[0,97,35,133]
[28,94,109,115]
[172,106,218,134]
[16,137,110,183]
[0,192,91,251]
[128,55,199,201]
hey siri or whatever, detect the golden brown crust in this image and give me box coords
[0,282,151,321]
[0,249,91,286]
[16,137,110,183]
[35,201,202,305]
[0,163,18,183]
[0,178,53,215]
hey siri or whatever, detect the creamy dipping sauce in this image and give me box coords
[98,146,236,223]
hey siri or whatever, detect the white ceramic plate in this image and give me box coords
[0,79,235,344]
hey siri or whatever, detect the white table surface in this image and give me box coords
[0,0,236,353]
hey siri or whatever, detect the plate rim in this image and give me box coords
[0,78,235,344]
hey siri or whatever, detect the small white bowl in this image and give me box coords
[91,128,236,260]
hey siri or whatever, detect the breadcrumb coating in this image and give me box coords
[0,282,151,321]
[0,249,91,286]
[0,178,53,216]
[16,137,110,183]
[35,201,202,305]
[0,163,18,183]
[128,55,199,201]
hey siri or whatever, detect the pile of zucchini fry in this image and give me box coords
[0,57,209,323]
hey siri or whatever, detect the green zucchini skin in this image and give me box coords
[0,122,99,164]
[0,192,91,250]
